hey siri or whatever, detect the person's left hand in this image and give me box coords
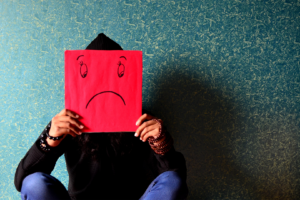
[135,114,162,142]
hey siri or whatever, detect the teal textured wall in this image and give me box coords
[1,0,300,199]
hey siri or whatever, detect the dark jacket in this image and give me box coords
[14,122,187,199]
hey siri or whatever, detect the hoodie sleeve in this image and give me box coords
[148,132,187,180]
[14,122,70,192]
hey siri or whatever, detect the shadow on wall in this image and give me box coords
[147,61,298,199]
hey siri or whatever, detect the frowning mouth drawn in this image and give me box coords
[86,91,126,109]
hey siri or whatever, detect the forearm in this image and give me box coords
[15,109,81,191]
[148,122,173,155]
[14,139,61,191]
[151,145,187,180]
[46,136,66,147]
[14,123,68,191]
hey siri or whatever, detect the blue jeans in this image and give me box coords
[21,171,188,200]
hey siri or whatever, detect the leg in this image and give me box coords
[140,171,188,200]
[21,172,71,200]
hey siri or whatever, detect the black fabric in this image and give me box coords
[14,126,187,200]
[86,33,123,50]
[14,34,187,199]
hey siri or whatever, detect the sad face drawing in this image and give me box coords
[78,54,127,108]
[65,50,143,133]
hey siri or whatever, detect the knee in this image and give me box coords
[21,172,47,192]
[158,171,188,198]
[159,171,183,187]
[21,172,58,197]
[21,172,69,200]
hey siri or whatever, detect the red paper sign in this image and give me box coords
[65,50,142,132]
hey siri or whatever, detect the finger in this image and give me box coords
[58,116,84,129]
[135,120,156,137]
[141,131,157,142]
[56,121,82,136]
[57,109,80,118]
[135,113,154,126]
[135,119,155,137]
[66,109,80,118]
[57,108,68,116]
[140,123,157,140]
[140,125,157,141]
[57,128,78,137]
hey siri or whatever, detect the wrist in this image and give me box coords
[46,137,62,147]
[39,122,64,151]
[147,123,173,155]
[39,132,52,152]
[45,122,64,141]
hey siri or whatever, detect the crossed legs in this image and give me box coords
[21,171,188,200]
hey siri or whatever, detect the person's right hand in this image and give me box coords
[47,109,84,147]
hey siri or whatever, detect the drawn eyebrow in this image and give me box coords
[120,56,127,60]
[77,55,84,60]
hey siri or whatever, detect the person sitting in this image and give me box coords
[14,34,188,200]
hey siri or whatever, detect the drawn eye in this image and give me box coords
[118,56,127,78]
[118,61,125,78]
[77,55,88,78]
[80,63,88,78]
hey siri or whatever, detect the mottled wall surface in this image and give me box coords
[1,0,300,199]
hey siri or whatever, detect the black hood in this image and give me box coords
[86,33,123,50]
